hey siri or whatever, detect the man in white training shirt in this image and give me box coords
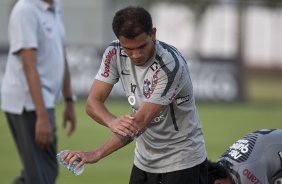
[1,0,76,183]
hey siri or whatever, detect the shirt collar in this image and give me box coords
[34,0,56,12]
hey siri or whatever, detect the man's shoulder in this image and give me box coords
[107,40,121,48]
[156,40,178,52]
[105,40,121,53]
[13,0,37,11]
[11,0,37,19]
[104,40,127,59]
[155,40,184,60]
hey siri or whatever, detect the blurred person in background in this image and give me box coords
[208,129,282,184]
[62,6,207,184]
[0,0,77,183]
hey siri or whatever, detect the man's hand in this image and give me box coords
[63,102,76,137]
[109,115,139,137]
[62,150,100,170]
[35,113,52,149]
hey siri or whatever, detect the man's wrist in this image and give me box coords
[115,133,133,145]
[64,95,76,103]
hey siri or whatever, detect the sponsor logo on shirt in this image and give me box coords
[152,114,165,123]
[222,133,257,163]
[242,169,262,184]
[128,95,136,106]
[176,95,191,105]
[101,48,116,78]
[228,139,249,159]
[150,62,158,71]
[120,48,127,57]
[131,83,137,93]
[121,70,130,75]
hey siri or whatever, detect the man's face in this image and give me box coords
[119,28,156,66]
[214,177,233,184]
[43,0,53,5]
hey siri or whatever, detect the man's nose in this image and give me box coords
[131,49,141,58]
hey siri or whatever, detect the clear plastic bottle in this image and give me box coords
[56,150,84,176]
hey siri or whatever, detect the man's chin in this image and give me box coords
[132,59,147,66]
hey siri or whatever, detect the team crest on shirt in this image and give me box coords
[143,79,151,98]
[143,69,160,99]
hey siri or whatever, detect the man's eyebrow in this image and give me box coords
[123,42,148,50]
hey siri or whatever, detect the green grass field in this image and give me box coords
[0,73,281,184]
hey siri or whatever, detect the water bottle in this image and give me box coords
[56,150,85,176]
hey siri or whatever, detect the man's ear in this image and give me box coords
[151,27,157,41]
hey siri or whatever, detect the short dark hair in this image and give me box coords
[207,160,229,184]
[112,6,153,39]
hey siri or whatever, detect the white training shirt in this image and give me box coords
[1,0,65,114]
[95,40,207,173]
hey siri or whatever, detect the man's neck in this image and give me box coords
[227,174,235,184]
[42,0,53,6]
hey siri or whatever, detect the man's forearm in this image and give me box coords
[20,49,47,116]
[115,133,134,145]
[62,56,73,99]
[94,133,134,161]
[86,98,116,128]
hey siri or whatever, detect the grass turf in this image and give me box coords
[0,73,281,184]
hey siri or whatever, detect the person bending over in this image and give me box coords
[208,129,282,184]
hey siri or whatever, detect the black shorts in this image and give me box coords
[129,159,207,184]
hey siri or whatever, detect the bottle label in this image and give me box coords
[56,150,84,176]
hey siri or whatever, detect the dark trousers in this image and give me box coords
[5,109,58,184]
[129,159,208,184]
